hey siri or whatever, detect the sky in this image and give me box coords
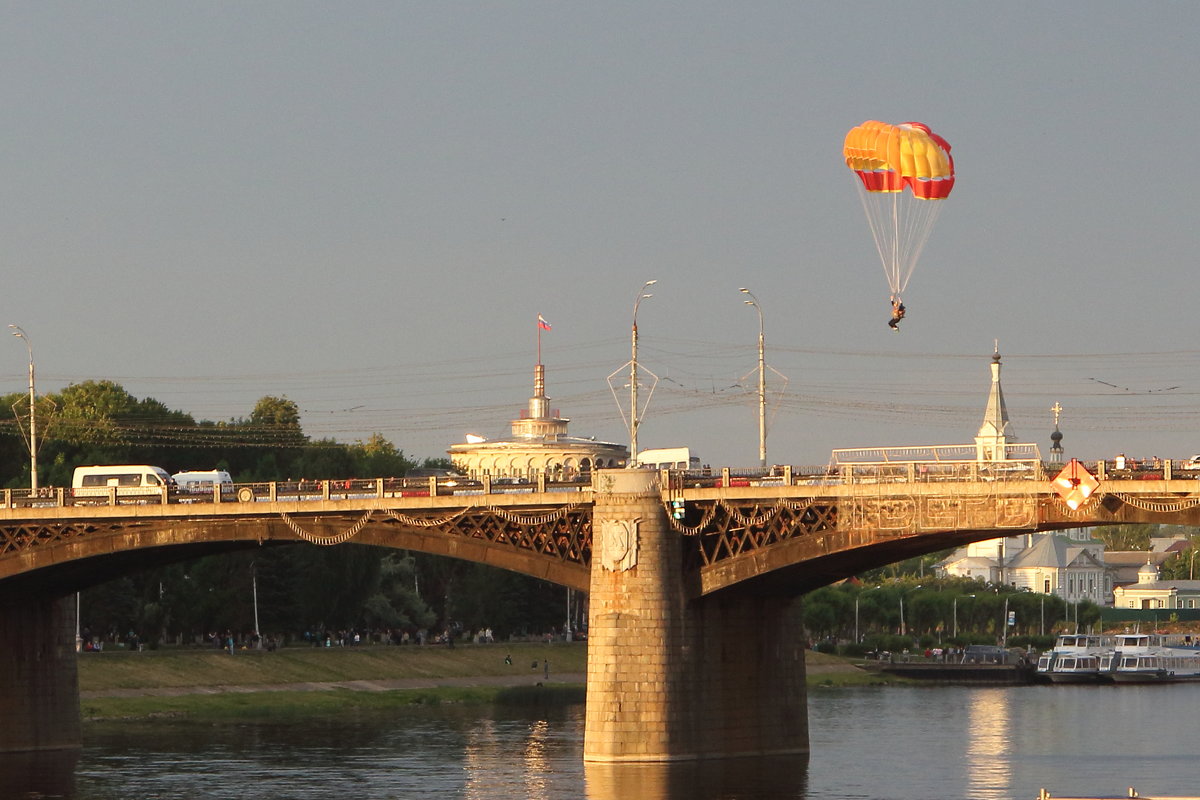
[4,2,1200,470]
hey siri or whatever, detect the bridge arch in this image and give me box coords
[0,507,592,600]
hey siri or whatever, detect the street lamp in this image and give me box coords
[9,325,37,491]
[251,560,261,646]
[630,280,656,463]
[739,288,767,468]
[855,585,880,643]
[1002,595,1011,649]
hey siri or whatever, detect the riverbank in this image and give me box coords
[78,643,887,721]
[81,640,586,693]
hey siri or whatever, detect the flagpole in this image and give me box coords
[537,316,542,365]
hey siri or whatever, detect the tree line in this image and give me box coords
[801,576,1100,655]
[806,524,1200,656]
[2,381,572,648]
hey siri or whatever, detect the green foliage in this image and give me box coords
[250,396,302,429]
[803,576,1076,647]
[12,379,569,648]
[860,634,917,654]
[1009,634,1055,650]
[1091,524,1157,552]
[448,562,565,639]
[1159,535,1200,580]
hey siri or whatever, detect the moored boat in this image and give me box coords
[1046,652,1113,683]
[1109,633,1200,683]
[1038,634,1115,683]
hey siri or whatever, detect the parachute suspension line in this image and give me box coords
[896,199,944,294]
[890,192,901,295]
[855,184,899,295]
[856,186,945,297]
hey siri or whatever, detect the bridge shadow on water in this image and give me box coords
[0,748,79,797]
[584,754,810,800]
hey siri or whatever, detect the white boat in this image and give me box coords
[1038,634,1116,683]
[1109,633,1200,683]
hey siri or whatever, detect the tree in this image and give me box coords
[250,396,301,428]
[349,434,416,478]
[1159,535,1200,580]
[362,553,437,632]
[246,396,306,450]
[1092,524,1157,552]
[449,563,565,640]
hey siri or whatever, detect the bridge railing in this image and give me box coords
[660,459,1060,488]
[661,465,838,489]
[0,474,594,509]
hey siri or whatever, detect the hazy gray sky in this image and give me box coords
[4,2,1200,468]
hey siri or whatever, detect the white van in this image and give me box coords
[172,470,234,494]
[72,465,176,499]
[635,447,701,470]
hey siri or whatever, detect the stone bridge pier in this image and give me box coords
[0,592,81,754]
[584,470,809,762]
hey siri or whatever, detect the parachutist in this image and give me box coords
[845,121,953,317]
[888,298,906,331]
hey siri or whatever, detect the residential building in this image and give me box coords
[1112,560,1200,610]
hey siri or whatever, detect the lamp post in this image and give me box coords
[251,560,261,647]
[629,280,656,464]
[1002,596,1011,649]
[855,585,880,643]
[739,288,767,468]
[9,325,36,491]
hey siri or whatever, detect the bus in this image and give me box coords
[72,465,177,500]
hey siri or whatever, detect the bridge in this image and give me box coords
[4,461,1200,763]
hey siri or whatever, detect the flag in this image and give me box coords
[538,315,552,331]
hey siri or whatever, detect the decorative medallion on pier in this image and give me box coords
[1051,459,1099,510]
[599,518,638,572]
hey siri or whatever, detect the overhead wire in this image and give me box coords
[4,340,1200,448]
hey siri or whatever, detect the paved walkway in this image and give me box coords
[81,672,587,699]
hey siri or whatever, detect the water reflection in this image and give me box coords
[523,720,552,797]
[584,755,809,800]
[964,689,1012,800]
[61,686,1200,799]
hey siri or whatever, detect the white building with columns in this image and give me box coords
[448,363,627,480]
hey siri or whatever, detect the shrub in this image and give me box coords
[838,642,872,658]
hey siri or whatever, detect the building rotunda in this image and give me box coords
[448,363,627,480]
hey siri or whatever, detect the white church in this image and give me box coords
[935,348,1115,607]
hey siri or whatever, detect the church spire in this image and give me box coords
[975,342,1013,461]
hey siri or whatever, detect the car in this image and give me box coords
[1181,455,1200,470]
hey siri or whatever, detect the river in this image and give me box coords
[8,684,1199,799]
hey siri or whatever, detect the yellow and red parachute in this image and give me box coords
[843,120,954,297]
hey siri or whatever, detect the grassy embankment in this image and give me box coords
[79,642,888,722]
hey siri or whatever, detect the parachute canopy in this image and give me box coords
[843,120,955,296]
[843,120,955,199]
